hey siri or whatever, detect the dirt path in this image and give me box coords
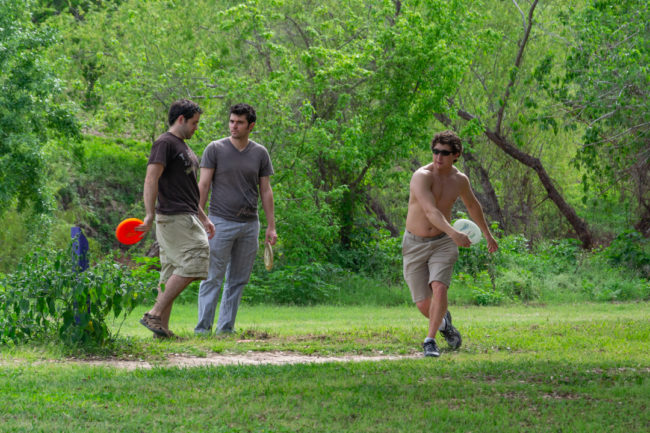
[67,352,421,370]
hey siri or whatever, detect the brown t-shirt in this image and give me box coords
[201,138,274,222]
[148,132,200,215]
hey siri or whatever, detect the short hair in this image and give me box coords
[168,99,202,126]
[431,130,463,157]
[230,103,256,125]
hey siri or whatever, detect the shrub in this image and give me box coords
[532,238,582,272]
[244,262,342,305]
[455,271,505,306]
[331,229,404,284]
[580,265,649,302]
[496,268,540,302]
[0,244,155,346]
[602,230,650,278]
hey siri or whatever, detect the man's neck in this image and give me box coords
[168,127,185,141]
[431,164,455,177]
[230,136,249,151]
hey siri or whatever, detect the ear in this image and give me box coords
[248,122,256,131]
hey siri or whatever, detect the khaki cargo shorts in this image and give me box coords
[402,230,459,303]
[155,213,210,283]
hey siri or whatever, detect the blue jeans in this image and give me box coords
[195,215,259,334]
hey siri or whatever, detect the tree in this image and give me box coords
[559,0,649,236]
[47,0,479,257]
[440,0,595,247]
[0,0,78,216]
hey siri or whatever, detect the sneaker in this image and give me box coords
[439,310,462,350]
[422,339,440,357]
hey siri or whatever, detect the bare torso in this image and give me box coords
[405,163,466,237]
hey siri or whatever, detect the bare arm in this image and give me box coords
[410,170,470,247]
[197,167,215,239]
[136,163,165,233]
[259,176,277,245]
[459,176,498,253]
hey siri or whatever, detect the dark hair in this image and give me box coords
[168,99,202,126]
[230,103,256,125]
[431,130,462,161]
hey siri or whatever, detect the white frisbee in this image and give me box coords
[453,219,482,244]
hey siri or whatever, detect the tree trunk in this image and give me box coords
[368,197,400,237]
[477,126,593,248]
[448,0,592,248]
[462,147,505,229]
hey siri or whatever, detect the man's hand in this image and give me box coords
[265,228,278,246]
[486,235,498,253]
[449,230,471,248]
[203,220,215,240]
[199,215,215,239]
[136,215,154,234]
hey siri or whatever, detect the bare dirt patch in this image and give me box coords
[67,351,420,370]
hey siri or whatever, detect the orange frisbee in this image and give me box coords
[115,218,145,245]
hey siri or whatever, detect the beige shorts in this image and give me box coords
[155,213,210,283]
[402,230,459,303]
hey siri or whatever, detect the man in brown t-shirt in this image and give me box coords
[136,99,215,338]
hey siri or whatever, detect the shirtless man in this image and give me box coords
[403,130,498,357]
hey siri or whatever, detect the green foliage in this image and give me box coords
[269,179,342,266]
[69,135,149,250]
[38,135,150,252]
[245,263,342,305]
[496,268,539,302]
[329,228,403,283]
[45,0,480,250]
[602,230,650,278]
[0,207,32,273]
[0,243,155,346]
[561,0,650,225]
[0,0,78,216]
[31,0,116,24]
[456,271,504,306]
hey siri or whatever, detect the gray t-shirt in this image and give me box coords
[201,138,274,222]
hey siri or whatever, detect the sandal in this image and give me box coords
[153,329,185,341]
[139,313,170,337]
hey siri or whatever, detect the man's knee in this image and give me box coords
[415,298,431,317]
[430,281,449,295]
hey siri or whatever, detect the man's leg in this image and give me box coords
[415,281,448,338]
[427,281,448,339]
[216,220,259,333]
[159,294,174,331]
[149,275,196,317]
[142,274,197,335]
[196,216,235,334]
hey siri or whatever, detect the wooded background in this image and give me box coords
[1,0,648,274]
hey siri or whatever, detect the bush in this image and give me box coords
[0,244,155,346]
[330,229,403,284]
[244,262,342,305]
[454,271,505,306]
[602,230,650,278]
[496,268,540,302]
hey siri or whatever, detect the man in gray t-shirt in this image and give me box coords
[195,103,278,335]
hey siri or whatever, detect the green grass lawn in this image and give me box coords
[1,302,648,432]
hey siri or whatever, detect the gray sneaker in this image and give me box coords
[422,339,440,357]
[439,310,462,350]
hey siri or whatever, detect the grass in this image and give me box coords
[0,302,648,432]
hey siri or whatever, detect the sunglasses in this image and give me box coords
[432,148,455,156]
